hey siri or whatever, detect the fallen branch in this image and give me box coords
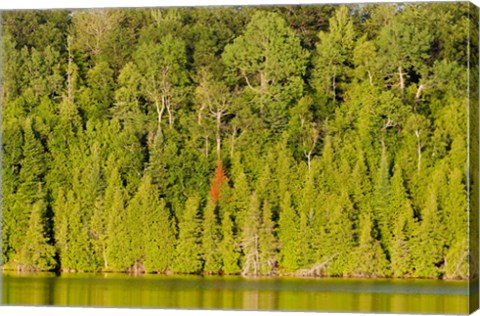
[296,253,339,277]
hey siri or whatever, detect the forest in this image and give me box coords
[0,3,476,279]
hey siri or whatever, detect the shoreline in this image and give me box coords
[0,267,469,281]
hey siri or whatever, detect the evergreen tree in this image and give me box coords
[174,194,203,274]
[373,148,393,258]
[219,211,241,274]
[241,192,261,275]
[202,198,222,274]
[259,201,277,274]
[442,168,468,279]
[128,174,177,273]
[389,163,415,277]
[278,192,300,271]
[11,119,46,254]
[411,170,445,278]
[104,166,129,271]
[17,200,55,271]
[354,214,389,277]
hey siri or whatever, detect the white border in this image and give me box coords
[0,1,479,316]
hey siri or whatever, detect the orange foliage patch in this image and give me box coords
[209,160,229,203]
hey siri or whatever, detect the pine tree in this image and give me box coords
[202,198,222,274]
[442,168,468,279]
[296,170,317,268]
[11,119,46,256]
[278,192,300,271]
[104,167,129,271]
[320,192,355,276]
[354,214,389,277]
[231,160,251,228]
[63,190,94,271]
[373,148,393,258]
[174,194,203,273]
[132,174,177,273]
[259,201,277,274]
[90,197,108,269]
[411,170,445,278]
[17,200,55,271]
[219,211,241,274]
[241,192,261,275]
[389,163,414,277]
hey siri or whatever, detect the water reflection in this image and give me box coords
[1,272,468,314]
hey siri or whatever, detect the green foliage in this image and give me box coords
[16,200,56,271]
[133,175,177,273]
[278,192,300,271]
[354,214,389,277]
[201,199,222,274]
[2,4,470,279]
[219,212,241,274]
[259,201,277,274]
[240,193,261,275]
[104,167,130,271]
[223,11,309,130]
[312,5,355,100]
[174,194,203,274]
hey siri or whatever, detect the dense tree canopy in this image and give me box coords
[1,3,474,279]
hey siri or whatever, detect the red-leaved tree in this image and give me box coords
[209,160,229,203]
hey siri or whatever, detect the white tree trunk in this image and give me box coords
[216,112,222,160]
[398,66,405,95]
[415,130,422,173]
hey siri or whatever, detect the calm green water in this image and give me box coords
[1,272,469,314]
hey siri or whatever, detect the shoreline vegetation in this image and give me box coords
[0,265,468,281]
[2,4,473,281]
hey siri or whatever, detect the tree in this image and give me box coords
[202,199,222,274]
[70,9,125,63]
[376,5,433,96]
[411,169,446,278]
[195,69,232,160]
[372,147,393,257]
[174,194,203,273]
[112,62,145,133]
[138,175,176,273]
[353,36,378,86]
[312,5,355,101]
[82,61,115,121]
[259,201,277,274]
[16,200,55,271]
[10,119,46,258]
[62,190,94,271]
[442,168,468,279]
[219,211,241,274]
[241,192,261,275]
[278,192,300,271]
[301,122,320,172]
[209,160,229,204]
[134,34,188,136]
[354,214,389,277]
[223,11,309,130]
[104,166,129,271]
[389,163,415,277]
[231,158,251,227]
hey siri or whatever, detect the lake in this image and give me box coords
[1,272,469,314]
